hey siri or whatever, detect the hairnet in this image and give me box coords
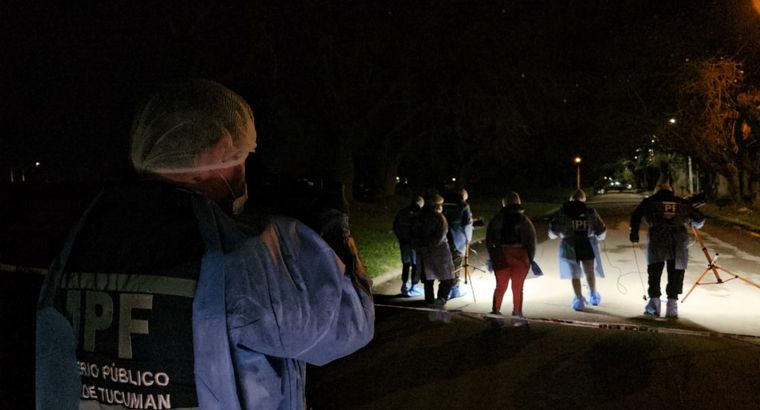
[426,194,444,206]
[460,188,469,202]
[502,191,521,206]
[130,79,257,174]
[413,195,424,208]
[655,174,673,192]
[571,189,586,202]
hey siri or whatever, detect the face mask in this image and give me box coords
[217,170,248,215]
[231,183,248,215]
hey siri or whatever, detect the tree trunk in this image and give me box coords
[751,179,760,210]
[338,132,355,210]
[725,163,742,205]
[375,156,399,198]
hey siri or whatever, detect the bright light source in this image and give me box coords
[35,161,41,166]
[451,177,456,182]
[395,176,400,183]
[573,156,581,164]
[669,118,676,124]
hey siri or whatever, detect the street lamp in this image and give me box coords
[12,161,41,183]
[666,117,694,193]
[24,161,41,182]
[573,156,582,189]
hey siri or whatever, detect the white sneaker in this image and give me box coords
[644,297,661,316]
[666,298,678,318]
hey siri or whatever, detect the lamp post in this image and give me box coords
[13,161,41,183]
[668,117,694,193]
[574,156,582,190]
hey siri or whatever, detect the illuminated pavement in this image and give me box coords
[372,192,760,338]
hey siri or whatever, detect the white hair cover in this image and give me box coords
[130,79,257,174]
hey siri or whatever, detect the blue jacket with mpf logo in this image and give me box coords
[630,188,705,270]
[36,181,375,410]
[549,200,607,279]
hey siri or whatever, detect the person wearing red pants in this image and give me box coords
[486,191,537,327]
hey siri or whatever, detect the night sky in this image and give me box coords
[3,1,760,189]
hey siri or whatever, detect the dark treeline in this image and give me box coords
[5,1,760,201]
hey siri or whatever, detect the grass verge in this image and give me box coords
[350,189,570,279]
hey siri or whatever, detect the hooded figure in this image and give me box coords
[442,188,474,299]
[393,195,425,296]
[35,80,374,410]
[414,194,456,307]
[549,189,607,311]
[486,191,537,326]
[630,179,704,318]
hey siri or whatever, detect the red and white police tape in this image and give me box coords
[374,303,760,343]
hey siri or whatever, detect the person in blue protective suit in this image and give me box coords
[414,194,455,310]
[393,195,425,297]
[630,179,704,318]
[548,189,607,311]
[442,188,474,299]
[35,79,375,410]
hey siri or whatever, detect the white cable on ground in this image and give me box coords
[599,239,647,300]
[630,243,648,300]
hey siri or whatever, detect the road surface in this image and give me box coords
[372,192,760,337]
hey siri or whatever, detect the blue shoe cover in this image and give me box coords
[572,295,585,311]
[588,291,601,306]
[644,297,661,316]
[407,285,423,297]
[448,284,469,299]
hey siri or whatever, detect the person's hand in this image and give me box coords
[629,231,639,243]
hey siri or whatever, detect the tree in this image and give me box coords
[736,89,760,208]
[670,58,744,203]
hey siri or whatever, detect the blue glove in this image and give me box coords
[486,259,493,273]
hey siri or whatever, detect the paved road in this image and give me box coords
[373,192,760,337]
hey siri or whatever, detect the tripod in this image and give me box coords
[457,241,486,302]
[681,225,760,302]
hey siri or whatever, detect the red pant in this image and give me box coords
[491,246,530,315]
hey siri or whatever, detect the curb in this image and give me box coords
[374,303,760,343]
